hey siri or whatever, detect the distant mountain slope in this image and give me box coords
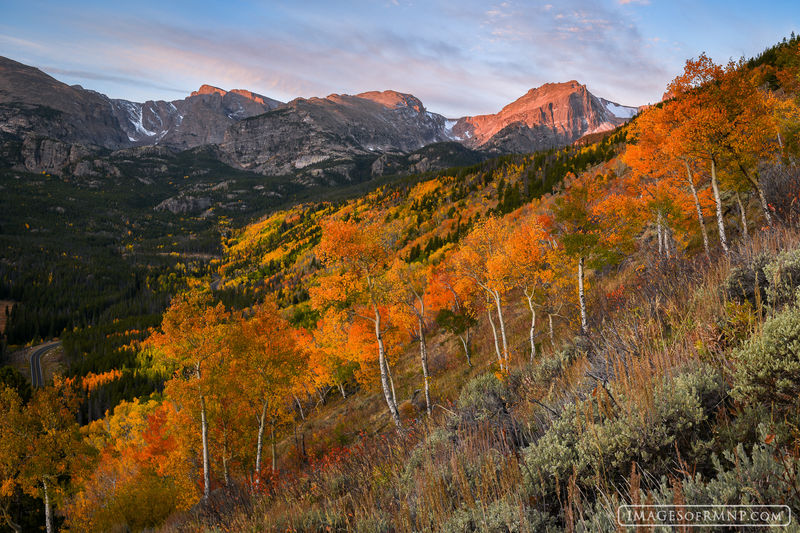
[451,81,638,153]
[110,84,282,149]
[0,56,639,180]
[0,56,130,148]
[0,56,282,152]
[218,90,456,177]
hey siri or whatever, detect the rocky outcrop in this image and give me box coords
[155,195,213,214]
[19,137,93,173]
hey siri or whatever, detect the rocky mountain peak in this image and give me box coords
[355,90,424,112]
[229,89,273,105]
[190,85,278,107]
[191,84,228,97]
[451,80,637,152]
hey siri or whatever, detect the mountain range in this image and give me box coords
[0,56,639,183]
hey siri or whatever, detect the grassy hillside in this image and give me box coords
[2,36,800,533]
[175,227,800,532]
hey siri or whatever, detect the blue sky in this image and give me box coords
[1,0,797,117]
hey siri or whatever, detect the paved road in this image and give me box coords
[29,341,60,388]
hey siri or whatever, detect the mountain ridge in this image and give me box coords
[0,55,639,180]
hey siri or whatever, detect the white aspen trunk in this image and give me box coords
[458,334,472,367]
[736,191,750,240]
[386,358,397,408]
[578,256,588,333]
[410,290,432,417]
[685,160,711,259]
[737,162,773,227]
[492,290,510,366]
[200,392,211,501]
[656,211,664,257]
[43,480,52,533]
[338,383,347,398]
[664,221,672,260]
[222,452,230,488]
[524,289,537,363]
[752,179,773,227]
[487,308,504,371]
[548,313,556,349]
[417,314,431,417]
[292,394,305,421]
[710,158,729,254]
[254,398,268,484]
[374,305,402,428]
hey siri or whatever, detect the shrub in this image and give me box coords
[401,426,456,488]
[681,431,800,511]
[456,373,510,421]
[731,306,800,408]
[439,496,559,533]
[764,248,800,307]
[515,336,589,392]
[523,363,725,500]
[723,253,769,307]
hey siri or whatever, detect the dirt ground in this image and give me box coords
[40,345,66,384]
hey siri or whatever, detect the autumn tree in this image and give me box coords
[312,217,403,428]
[311,309,359,399]
[429,264,478,367]
[228,301,306,482]
[63,399,193,532]
[553,171,636,333]
[388,260,433,417]
[146,289,229,501]
[452,217,514,370]
[502,212,554,362]
[0,379,88,533]
[666,53,733,252]
[712,61,787,226]
[625,105,713,258]
[0,386,26,533]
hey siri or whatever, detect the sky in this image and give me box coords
[1,0,798,117]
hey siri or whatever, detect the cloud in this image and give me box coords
[472,0,668,104]
[41,67,187,94]
[3,0,672,115]
[0,33,46,51]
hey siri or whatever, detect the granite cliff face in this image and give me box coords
[218,90,455,176]
[451,81,638,152]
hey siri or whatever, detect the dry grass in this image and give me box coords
[162,227,800,532]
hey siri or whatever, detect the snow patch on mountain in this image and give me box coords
[601,99,638,119]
